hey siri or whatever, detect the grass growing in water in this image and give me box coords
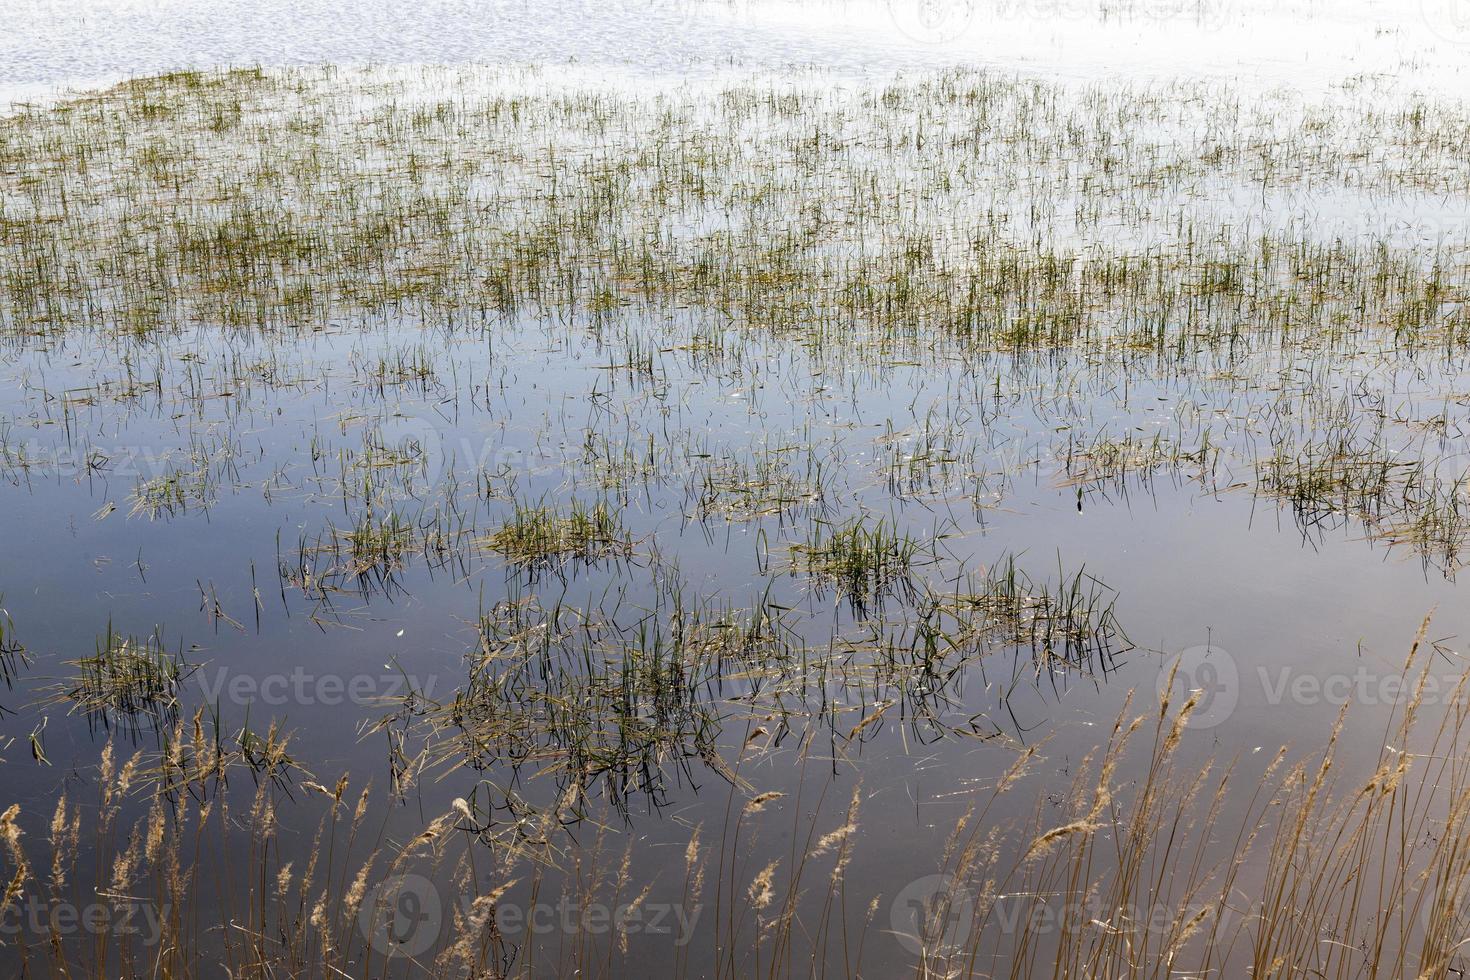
[0,602,26,709]
[59,625,193,729]
[2,56,1470,978]
[927,555,1128,670]
[791,516,930,608]
[483,499,633,566]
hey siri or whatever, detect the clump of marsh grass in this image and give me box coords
[690,451,828,522]
[129,469,207,520]
[58,625,194,730]
[1258,433,1470,570]
[791,516,930,608]
[483,499,633,566]
[1060,430,1219,492]
[336,510,415,576]
[924,554,1129,669]
[394,586,791,814]
[275,501,475,608]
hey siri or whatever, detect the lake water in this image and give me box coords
[4,1,1470,976]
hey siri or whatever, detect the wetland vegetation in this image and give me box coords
[2,35,1470,978]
